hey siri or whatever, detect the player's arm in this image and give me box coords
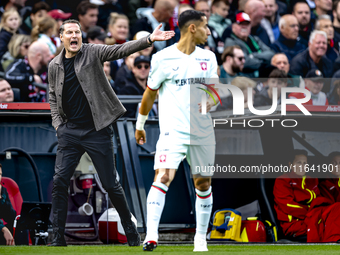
[135,87,158,145]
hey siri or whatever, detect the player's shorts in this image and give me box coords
[154,140,215,177]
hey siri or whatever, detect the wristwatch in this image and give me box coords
[147,35,153,45]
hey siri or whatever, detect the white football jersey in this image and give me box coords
[148,44,218,145]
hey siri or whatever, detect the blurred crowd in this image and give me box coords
[0,0,340,116]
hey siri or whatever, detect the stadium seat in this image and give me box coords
[1,177,23,216]
[258,176,307,242]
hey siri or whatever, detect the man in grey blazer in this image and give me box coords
[48,19,174,247]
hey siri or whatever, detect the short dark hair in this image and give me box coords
[291,149,308,162]
[178,10,205,30]
[333,0,340,12]
[292,0,310,13]
[59,19,82,35]
[212,0,230,7]
[221,45,242,62]
[269,69,288,79]
[0,163,2,169]
[31,1,51,14]
[76,1,98,16]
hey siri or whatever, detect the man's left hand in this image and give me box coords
[150,24,175,42]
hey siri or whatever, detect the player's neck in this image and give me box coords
[177,36,196,55]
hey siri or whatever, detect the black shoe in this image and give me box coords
[48,231,67,246]
[48,241,67,247]
[143,241,157,251]
[121,220,141,246]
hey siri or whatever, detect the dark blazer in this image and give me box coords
[48,38,150,131]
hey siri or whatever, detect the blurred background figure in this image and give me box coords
[133,31,154,57]
[0,163,16,246]
[103,61,114,88]
[214,76,257,111]
[87,25,107,44]
[31,16,57,56]
[0,78,14,103]
[327,80,340,105]
[118,55,151,117]
[2,34,31,71]
[107,13,129,45]
[20,1,51,35]
[5,41,51,102]
[220,45,246,83]
[131,0,176,51]
[76,1,98,43]
[254,69,288,107]
[113,52,140,93]
[47,9,72,35]
[0,8,21,72]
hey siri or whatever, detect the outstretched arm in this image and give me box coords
[149,24,175,43]
[135,88,158,145]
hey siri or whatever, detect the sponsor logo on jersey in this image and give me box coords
[200,62,207,71]
[172,66,179,71]
[160,154,166,163]
[175,77,206,86]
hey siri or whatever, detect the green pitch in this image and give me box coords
[0,245,340,255]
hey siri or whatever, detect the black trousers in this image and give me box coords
[52,122,132,238]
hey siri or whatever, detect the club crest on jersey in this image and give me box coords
[160,154,166,163]
[200,62,207,71]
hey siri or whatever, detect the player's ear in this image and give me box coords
[189,23,196,33]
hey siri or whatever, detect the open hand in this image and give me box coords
[150,24,175,42]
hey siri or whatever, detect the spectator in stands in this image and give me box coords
[271,53,303,87]
[319,151,340,203]
[314,0,332,17]
[253,69,288,107]
[118,56,151,117]
[290,30,333,80]
[224,12,274,78]
[0,8,21,72]
[76,1,98,43]
[0,163,16,245]
[274,149,340,242]
[289,69,328,105]
[113,52,140,93]
[5,41,51,102]
[95,0,123,31]
[244,0,272,46]
[315,15,339,62]
[31,16,57,56]
[87,26,107,44]
[195,0,224,65]
[2,34,31,71]
[131,0,176,51]
[103,61,114,87]
[0,0,26,18]
[292,1,313,45]
[271,15,306,61]
[48,9,72,35]
[327,79,340,105]
[107,13,129,45]
[20,1,51,35]
[133,31,154,57]
[208,0,231,38]
[0,79,14,103]
[215,76,256,111]
[333,0,340,45]
[220,45,246,82]
[262,0,280,41]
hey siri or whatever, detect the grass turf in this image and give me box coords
[0,245,339,255]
